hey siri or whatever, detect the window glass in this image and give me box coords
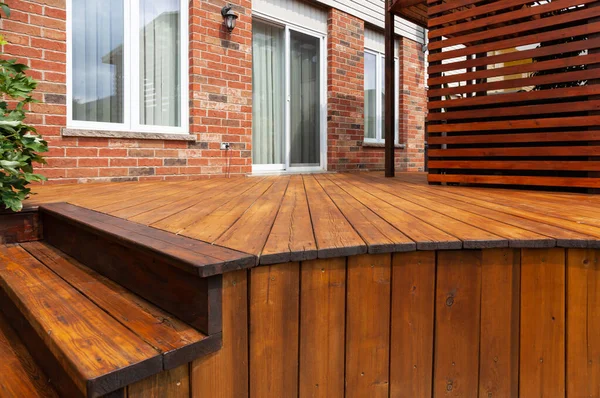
[72,0,124,123]
[364,52,377,140]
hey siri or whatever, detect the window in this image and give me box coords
[364,49,399,143]
[67,0,188,133]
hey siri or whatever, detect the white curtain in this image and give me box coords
[72,0,124,123]
[364,52,377,140]
[290,31,320,166]
[140,0,180,127]
[252,22,284,165]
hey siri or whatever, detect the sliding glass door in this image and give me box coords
[252,20,325,172]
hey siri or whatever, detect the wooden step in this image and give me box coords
[0,243,221,398]
[0,309,58,398]
[0,206,41,244]
[39,202,256,334]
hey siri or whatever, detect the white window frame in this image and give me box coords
[363,48,399,145]
[66,0,189,134]
[252,13,328,173]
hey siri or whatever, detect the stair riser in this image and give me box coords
[42,211,222,335]
[0,208,41,244]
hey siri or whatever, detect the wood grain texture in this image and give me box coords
[299,258,346,398]
[520,248,566,397]
[566,249,600,397]
[389,251,435,398]
[0,310,58,398]
[0,208,41,244]
[0,245,163,397]
[249,264,300,398]
[345,254,391,398]
[191,270,249,398]
[127,365,190,398]
[479,249,520,398]
[434,250,482,397]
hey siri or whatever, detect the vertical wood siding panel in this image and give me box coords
[520,248,566,397]
[191,270,248,398]
[389,251,435,398]
[434,250,482,398]
[299,258,346,398]
[128,365,190,398]
[567,249,600,397]
[249,264,300,398]
[479,249,520,398]
[345,253,392,398]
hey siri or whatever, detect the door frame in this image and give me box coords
[252,13,328,173]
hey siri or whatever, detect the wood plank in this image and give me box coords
[428,174,600,189]
[249,264,300,398]
[339,174,507,249]
[316,174,416,253]
[191,270,249,398]
[0,245,163,397]
[434,250,482,397]
[0,208,41,244]
[520,248,566,397]
[303,175,367,258]
[328,174,463,250]
[299,258,346,398]
[345,254,391,398]
[566,249,600,397]
[260,175,317,264]
[428,118,600,134]
[429,160,600,172]
[0,310,58,398]
[479,249,520,398]
[20,241,217,370]
[214,177,290,256]
[127,365,190,398]
[389,251,435,398]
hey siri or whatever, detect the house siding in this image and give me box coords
[0,0,426,184]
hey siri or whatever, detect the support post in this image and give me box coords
[384,6,395,177]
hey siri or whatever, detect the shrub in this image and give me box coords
[0,4,48,212]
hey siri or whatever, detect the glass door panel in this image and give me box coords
[252,21,285,167]
[289,30,321,167]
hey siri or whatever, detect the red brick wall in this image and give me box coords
[0,0,252,184]
[398,36,427,172]
[326,8,426,172]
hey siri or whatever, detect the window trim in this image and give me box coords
[363,48,399,145]
[66,0,189,134]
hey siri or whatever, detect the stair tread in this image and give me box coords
[40,202,256,277]
[0,243,220,397]
[0,310,58,398]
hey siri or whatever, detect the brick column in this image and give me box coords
[398,36,427,172]
[189,0,253,175]
[327,8,365,171]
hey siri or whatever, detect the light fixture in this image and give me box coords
[221,5,238,33]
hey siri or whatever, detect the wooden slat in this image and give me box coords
[520,248,566,397]
[345,254,391,398]
[434,250,482,397]
[0,310,58,398]
[389,251,435,398]
[303,175,367,258]
[299,258,346,398]
[566,249,600,397]
[127,365,190,398]
[20,241,214,370]
[260,175,317,264]
[479,249,520,398]
[428,117,600,134]
[0,245,163,397]
[191,270,249,398]
[428,174,600,189]
[249,264,300,398]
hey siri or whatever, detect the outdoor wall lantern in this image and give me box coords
[221,5,238,33]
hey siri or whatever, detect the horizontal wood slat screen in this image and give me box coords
[427,0,600,190]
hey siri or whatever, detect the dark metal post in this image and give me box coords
[384,6,395,177]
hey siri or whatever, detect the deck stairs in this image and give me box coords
[0,203,256,397]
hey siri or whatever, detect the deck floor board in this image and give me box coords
[28,172,600,261]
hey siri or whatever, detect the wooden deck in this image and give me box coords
[29,172,600,263]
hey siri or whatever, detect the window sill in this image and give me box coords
[62,128,197,142]
[362,142,406,149]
